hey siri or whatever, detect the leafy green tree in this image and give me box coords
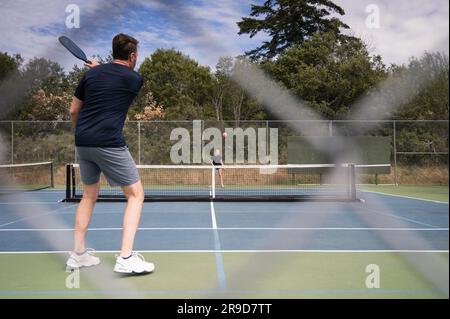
[0,53,23,119]
[237,0,350,61]
[130,82,165,120]
[6,58,67,120]
[393,52,449,120]
[262,32,386,118]
[388,52,449,165]
[64,65,86,93]
[18,89,72,121]
[0,52,22,81]
[213,57,268,124]
[212,57,233,121]
[139,49,215,120]
[21,58,66,95]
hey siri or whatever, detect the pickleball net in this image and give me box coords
[0,161,54,194]
[65,163,363,202]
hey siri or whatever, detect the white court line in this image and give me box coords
[0,250,448,254]
[0,202,61,205]
[48,210,388,215]
[14,189,65,192]
[354,204,442,228]
[362,190,449,204]
[210,202,218,229]
[0,204,77,228]
[0,227,447,232]
[209,200,227,291]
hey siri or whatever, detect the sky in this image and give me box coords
[0,0,448,71]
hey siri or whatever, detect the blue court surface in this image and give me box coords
[0,189,448,298]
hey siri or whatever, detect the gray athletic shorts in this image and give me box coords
[76,146,140,187]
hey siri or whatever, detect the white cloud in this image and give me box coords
[136,0,251,68]
[0,0,448,71]
[0,0,115,69]
[335,0,449,65]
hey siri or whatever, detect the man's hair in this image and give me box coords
[112,33,139,60]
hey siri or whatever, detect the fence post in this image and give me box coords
[11,121,14,164]
[328,120,333,137]
[201,120,205,164]
[393,120,398,186]
[50,161,55,188]
[138,121,141,165]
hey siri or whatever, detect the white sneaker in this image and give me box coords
[66,249,100,270]
[113,252,155,274]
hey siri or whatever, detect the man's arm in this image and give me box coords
[70,60,99,127]
[70,97,83,128]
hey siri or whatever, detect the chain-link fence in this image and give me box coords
[0,120,448,186]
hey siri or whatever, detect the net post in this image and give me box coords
[349,163,356,201]
[66,164,71,200]
[50,161,55,188]
[211,166,216,199]
[393,120,398,186]
[71,165,76,198]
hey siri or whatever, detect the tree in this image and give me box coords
[261,32,386,118]
[11,58,67,120]
[64,65,86,92]
[22,58,66,95]
[0,53,23,119]
[20,89,72,121]
[213,57,268,124]
[237,0,350,61]
[212,57,233,121]
[132,83,165,120]
[393,52,449,120]
[139,49,215,120]
[0,52,22,82]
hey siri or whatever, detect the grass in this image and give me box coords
[360,185,449,202]
[0,252,447,299]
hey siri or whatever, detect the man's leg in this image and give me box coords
[120,180,145,257]
[73,182,100,253]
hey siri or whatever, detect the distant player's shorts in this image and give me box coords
[213,162,223,172]
[76,146,140,187]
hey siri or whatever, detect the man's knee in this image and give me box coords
[82,183,100,201]
[123,181,144,202]
[132,189,145,202]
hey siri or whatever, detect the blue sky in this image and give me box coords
[0,0,448,71]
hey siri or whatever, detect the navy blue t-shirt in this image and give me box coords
[74,63,143,147]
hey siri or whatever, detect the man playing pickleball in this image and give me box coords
[66,34,154,274]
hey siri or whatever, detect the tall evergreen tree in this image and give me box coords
[238,0,350,61]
